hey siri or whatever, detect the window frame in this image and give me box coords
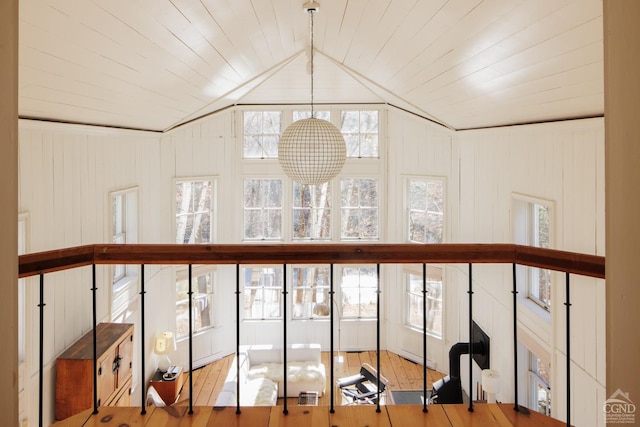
[243,177,284,241]
[174,177,216,245]
[175,265,216,340]
[512,194,554,312]
[528,351,551,416]
[339,265,379,320]
[242,265,285,320]
[339,177,380,241]
[340,109,380,158]
[292,181,332,241]
[405,176,446,244]
[242,110,282,159]
[404,265,444,339]
[290,265,332,320]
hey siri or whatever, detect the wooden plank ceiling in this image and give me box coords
[18,0,603,132]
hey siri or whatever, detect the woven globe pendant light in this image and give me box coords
[279,117,346,185]
[278,1,346,185]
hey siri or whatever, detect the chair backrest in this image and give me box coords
[359,363,389,391]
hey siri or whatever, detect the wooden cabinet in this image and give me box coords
[55,323,134,421]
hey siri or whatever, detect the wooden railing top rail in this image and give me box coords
[18,243,605,279]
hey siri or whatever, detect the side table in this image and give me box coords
[149,366,184,405]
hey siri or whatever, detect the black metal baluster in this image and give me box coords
[329,263,335,414]
[282,264,288,415]
[376,263,381,413]
[512,263,519,412]
[38,273,45,427]
[235,264,241,415]
[92,264,98,414]
[140,264,146,415]
[468,263,474,412]
[422,263,428,412]
[188,264,194,414]
[565,272,571,427]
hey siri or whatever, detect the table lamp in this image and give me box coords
[482,369,501,404]
[154,331,177,373]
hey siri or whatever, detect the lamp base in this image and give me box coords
[158,355,171,373]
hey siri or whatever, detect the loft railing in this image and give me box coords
[19,243,605,427]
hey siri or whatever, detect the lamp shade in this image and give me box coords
[153,332,177,356]
[481,369,501,394]
[278,118,346,185]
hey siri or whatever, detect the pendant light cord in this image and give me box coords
[310,9,315,118]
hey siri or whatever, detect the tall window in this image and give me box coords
[341,110,379,157]
[341,266,377,319]
[529,203,551,308]
[175,179,214,244]
[243,266,284,320]
[406,266,443,338]
[292,266,330,319]
[111,187,139,287]
[407,178,445,243]
[513,195,553,310]
[243,111,281,158]
[529,351,551,415]
[175,267,215,339]
[293,182,331,240]
[340,178,379,240]
[406,178,445,243]
[244,179,283,240]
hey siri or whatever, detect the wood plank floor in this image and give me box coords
[53,403,568,427]
[51,351,569,426]
[174,350,445,407]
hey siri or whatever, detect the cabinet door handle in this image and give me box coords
[112,355,122,373]
[98,367,102,376]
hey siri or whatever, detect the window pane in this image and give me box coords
[406,269,443,338]
[407,178,445,244]
[176,179,213,244]
[176,270,215,339]
[292,266,330,319]
[293,182,331,240]
[341,110,379,158]
[341,266,377,318]
[244,179,282,240]
[341,178,379,240]
[243,111,281,158]
[243,267,283,319]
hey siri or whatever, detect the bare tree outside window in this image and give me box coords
[340,178,379,240]
[243,266,284,319]
[406,268,443,338]
[175,180,212,244]
[291,266,330,319]
[341,110,379,157]
[408,178,445,243]
[244,179,283,240]
[341,266,377,318]
[243,111,281,158]
[293,182,331,240]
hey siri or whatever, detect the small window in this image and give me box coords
[293,182,331,240]
[340,178,379,240]
[529,351,551,415]
[175,179,214,244]
[341,266,378,319]
[244,179,283,240]
[513,195,553,310]
[243,111,281,158]
[110,187,139,286]
[175,267,215,339]
[341,110,378,157]
[243,266,284,320]
[406,266,443,338]
[407,178,445,243]
[293,110,330,121]
[292,266,331,319]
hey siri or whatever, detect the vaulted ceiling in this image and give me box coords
[19,0,604,132]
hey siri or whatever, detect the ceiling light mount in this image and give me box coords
[278,1,346,185]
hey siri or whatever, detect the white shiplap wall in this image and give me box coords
[455,118,605,426]
[17,110,604,426]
